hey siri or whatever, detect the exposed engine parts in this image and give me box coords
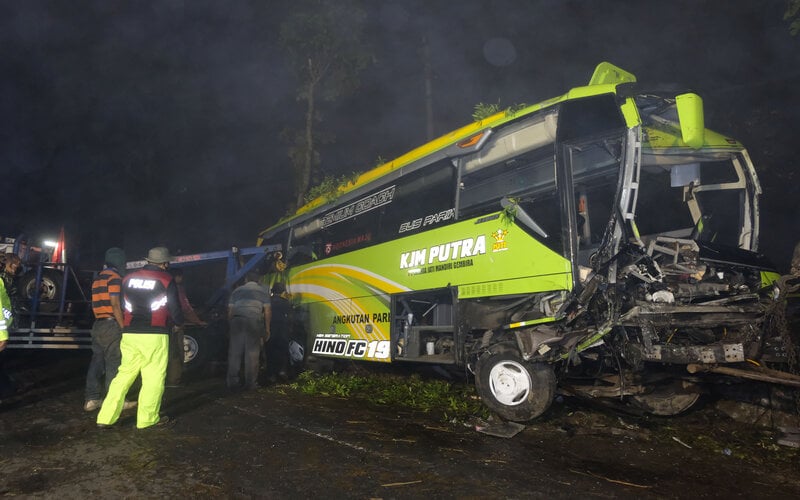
[474,237,800,420]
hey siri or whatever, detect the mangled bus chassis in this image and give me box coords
[474,240,797,421]
[259,62,797,423]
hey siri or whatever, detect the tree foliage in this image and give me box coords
[786,0,800,35]
[472,102,529,122]
[303,171,361,205]
[279,0,371,209]
[472,102,502,121]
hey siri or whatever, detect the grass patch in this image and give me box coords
[287,370,490,422]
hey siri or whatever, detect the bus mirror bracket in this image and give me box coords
[501,197,549,239]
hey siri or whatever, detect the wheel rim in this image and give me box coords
[25,277,57,300]
[183,335,199,364]
[39,278,58,299]
[488,360,532,406]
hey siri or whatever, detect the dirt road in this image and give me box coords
[1,351,799,498]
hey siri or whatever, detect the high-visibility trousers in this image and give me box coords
[97,332,168,429]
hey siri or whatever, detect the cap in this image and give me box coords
[104,247,126,271]
[145,246,171,264]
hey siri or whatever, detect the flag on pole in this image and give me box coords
[51,227,66,264]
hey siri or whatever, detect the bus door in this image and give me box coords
[555,95,628,283]
[558,136,625,282]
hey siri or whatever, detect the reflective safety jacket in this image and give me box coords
[0,277,13,342]
[122,264,184,334]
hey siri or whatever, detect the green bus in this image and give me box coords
[258,62,783,421]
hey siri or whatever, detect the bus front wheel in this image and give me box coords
[475,343,556,422]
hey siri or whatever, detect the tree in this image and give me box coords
[786,0,800,35]
[279,0,371,209]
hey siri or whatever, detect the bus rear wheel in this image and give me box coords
[475,342,556,422]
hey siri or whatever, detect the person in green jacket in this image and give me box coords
[0,274,15,399]
[0,276,12,349]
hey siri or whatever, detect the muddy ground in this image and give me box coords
[1,351,799,499]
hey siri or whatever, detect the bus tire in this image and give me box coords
[630,381,701,416]
[475,342,556,422]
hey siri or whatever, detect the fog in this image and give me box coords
[2,0,798,269]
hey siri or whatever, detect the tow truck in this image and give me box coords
[6,235,279,372]
[2,232,93,349]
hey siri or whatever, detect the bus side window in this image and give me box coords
[378,159,456,240]
[515,191,563,254]
[460,139,563,255]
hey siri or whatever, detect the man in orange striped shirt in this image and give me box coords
[84,247,136,412]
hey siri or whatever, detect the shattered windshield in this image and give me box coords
[636,153,752,249]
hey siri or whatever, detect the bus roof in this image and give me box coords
[257,62,739,242]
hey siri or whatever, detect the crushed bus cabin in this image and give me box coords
[256,62,799,422]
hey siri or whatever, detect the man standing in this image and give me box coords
[227,280,271,390]
[0,268,10,345]
[0,269,14,399]
[0,253,20,299]
[265,282,291,383]
[84,247,137,412]
[97,247,183,429]
[791,241,800,276]
[165,268,206,387]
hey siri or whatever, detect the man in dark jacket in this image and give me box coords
[227,280,271,390]
[265,282,291,383]
[97,246,184,429]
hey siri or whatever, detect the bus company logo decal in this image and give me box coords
[333,312,391,324]
[398,208,455,233]
[311,334,391,359]
[400,235,486,270]
[324,232,372,255]
[490,228,509,252]
[322,185,395,228]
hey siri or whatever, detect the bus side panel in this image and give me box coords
[290,212,572,363]
[386,212,571,289]
[305,298,393,363]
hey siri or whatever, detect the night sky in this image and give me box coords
[2,0,799,271]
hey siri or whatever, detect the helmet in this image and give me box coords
[145,246,171,264]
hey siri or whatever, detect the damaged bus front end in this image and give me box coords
[481,68,790,420]
[260,62,794,423]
